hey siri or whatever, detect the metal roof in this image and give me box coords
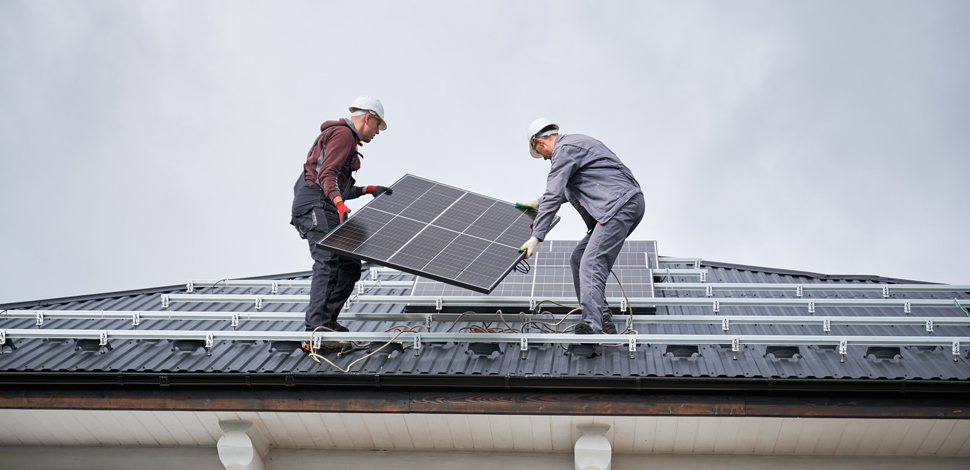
[2,246,969,389]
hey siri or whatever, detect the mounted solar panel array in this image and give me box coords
[411,240,658,300]
[317,174,557,294]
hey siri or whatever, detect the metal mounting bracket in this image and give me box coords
[186,281,194,293]
[732,337,740,360]
[700,271,707,283]
[254,297,263,311]
[161,295,169,310]
[35,312,44,327]
[371,269,379,281]
[271,281,279,294]
[529,298,537,312]
[839,339,848,363]
[99,331,108,354]
[883,286,890,298]
[231,313,239,330]
[713,300,720,314]
[628,338,637,359]
[904,302,912,314]
[823,318,831,334]
[926,319,934,334]
[413,334,422,355]
[425,315,433,330]
[809,301,816,315]
[722,318,730,332]
[205,333,214,356]
[132,312,141,327]
[952,341,961,362]
[796,286,803,298]
[435,297,443,312]
[620,298,628,313]
[521,337,528,351]
[0,330,5,346]
[706,285,713,297]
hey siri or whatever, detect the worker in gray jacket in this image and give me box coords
[519,118,645,335]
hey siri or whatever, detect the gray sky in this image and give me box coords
[1,1,968,304]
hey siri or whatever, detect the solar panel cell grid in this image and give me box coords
[317,174,552,294]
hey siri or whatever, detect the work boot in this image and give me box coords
[572,321,594,335]
[302,340,350,354]
[602,316,617,335]
[325,320,349,332]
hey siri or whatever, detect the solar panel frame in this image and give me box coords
[316,174,558,294]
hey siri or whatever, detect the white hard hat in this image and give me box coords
[349,95,387,131]
[527,118,559,159]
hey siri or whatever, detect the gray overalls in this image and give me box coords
[531,134,645,333]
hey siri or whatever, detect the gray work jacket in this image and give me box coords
[531,134,642,240]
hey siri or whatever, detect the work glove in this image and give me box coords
[366,185,393,197]
[518,236,540,259]
[514,198,540,210]
[335,201,351,224]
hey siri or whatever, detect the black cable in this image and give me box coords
[514,258,531,274]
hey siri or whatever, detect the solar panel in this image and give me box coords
[316,174,558,294]
[411,240,658,300]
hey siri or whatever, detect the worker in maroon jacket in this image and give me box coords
[291,96,393,350]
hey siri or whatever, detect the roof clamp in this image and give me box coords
[925,319,934,335]
[0,330,6,346]
[529,298,538,313]
[231,313,239,330]
[435,297,443,312]
[796,286,803,298]
[732,338,740,360]
[161,295,170,310]
[99,331,108,354]
[186,281,194,293]
[706,285,713,298]
[700,271,707,283]
[952,341,961,362]
[254,297,263,311]
[346,294,357,310]
[628,338,637,359]
[620,298,628,313]
[521,337,529,352]
[413,335,422,356]
[722,318,730,332]
[371,269,379,281]
[883,286,890,299]
[35,312,44,327]
[425,314,434,330]
[312,333,322,350]
[205,333,214,356]
[823,318,831,334]
[712,300,720,314]
[808,301,816,315]
[132,312,141,327]
[839,339,848,363]
[357,282,364,295]
[271,281,279,295]
[904,301,912,315]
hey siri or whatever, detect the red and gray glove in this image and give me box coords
[365,185,393,197]
[335,201,351,223]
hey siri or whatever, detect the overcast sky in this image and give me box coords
[1,1,968,304]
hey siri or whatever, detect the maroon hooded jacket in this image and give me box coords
[291,119,368,216]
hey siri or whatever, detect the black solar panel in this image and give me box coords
[411,240,658,299]
[316,174,558,294]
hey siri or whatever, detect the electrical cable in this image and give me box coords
[956,298,970,317]
[513,258,531,274]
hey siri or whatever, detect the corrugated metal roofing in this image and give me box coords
[2,247,969,384]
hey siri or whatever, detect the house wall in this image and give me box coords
[1,447,969,470]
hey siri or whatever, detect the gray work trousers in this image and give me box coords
[294,207,362,331]
[570,192,645,333]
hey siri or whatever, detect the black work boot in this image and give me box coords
[572,321,594,335]
[602,316,617,335]
[325,320,349,332]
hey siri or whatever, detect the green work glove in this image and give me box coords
[515,198,540,210]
